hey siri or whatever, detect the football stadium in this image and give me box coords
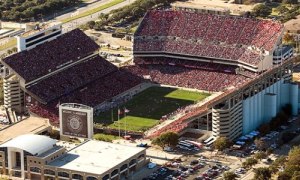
[1,9,298,144]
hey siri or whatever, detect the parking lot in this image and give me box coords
[125,115,300,180]
[136,151,232,180]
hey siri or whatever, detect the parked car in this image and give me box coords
[137,143,148,147]
[147,162,157,169]
[190,160,199,165]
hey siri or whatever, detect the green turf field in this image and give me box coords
[94,86,210,132]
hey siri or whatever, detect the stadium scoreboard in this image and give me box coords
[59,103,93,139]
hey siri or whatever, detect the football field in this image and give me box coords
[94,86,210,132]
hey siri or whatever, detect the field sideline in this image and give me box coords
[94,86,210,132]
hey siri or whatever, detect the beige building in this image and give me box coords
[0,134,147,180]
[3,74,24,114]
[171,0,255,15]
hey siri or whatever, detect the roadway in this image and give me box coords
[56,0,136,32]
[0,0,136,55]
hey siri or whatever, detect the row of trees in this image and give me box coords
[151,131,179,148]
[251,2,300,22]
[277,146,300,179]
[259,104,292,136]
[90,0,177,31]
[223,167,271,180]
[250,146,300,179]
[0,0,80,21]
[244,147,300,179]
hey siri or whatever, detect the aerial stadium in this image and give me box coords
[1,9,298,144]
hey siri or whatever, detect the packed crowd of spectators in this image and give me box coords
[3,29,99,82]
[27,69,143,124]
[134,10,283,66]
[134,38,266,66]
[28,102,59,126]
[59,69,142,107]
[126,57,253,92]
[27,55,118,103]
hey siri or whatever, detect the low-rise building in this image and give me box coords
[0,134,147,180]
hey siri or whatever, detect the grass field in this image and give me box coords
[94,87,210,132]
[93,133,120,142]
[61,0,124,23]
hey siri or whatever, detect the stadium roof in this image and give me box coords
[2,29,99,83]
[48,140,144,175]
[0,134,56,155]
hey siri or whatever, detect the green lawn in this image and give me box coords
[61,0,124,23]
[93,133,120,142]
[94,87,210,132]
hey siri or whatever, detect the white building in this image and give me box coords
[0,134,147,180]
[16,22,62,52]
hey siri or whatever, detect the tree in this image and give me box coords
[87,21,95,29]
[254,138,267,151]
[283,33,295,44]
[48,129,60,139]
[282,104,292,117]
[270,116,282,130]
[151,131,179,148]
[292,171,300,180]
[266,148,273,155]
[254,151,267,160]
[278,171,292,180]
[276,4,289,14]
[223,171,238,180]
[213,137,231,151]
[258,123,271,135]
[12,47,18,52]
[282,0,298,5]
[7,49,13,55]
[270,155,287,174]
[252,4,272,17]
[254,167,271,180]
[242,157,258,168]
[277,111,289,123]
[285,146,300,175]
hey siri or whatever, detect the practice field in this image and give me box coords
[94,86,210,132]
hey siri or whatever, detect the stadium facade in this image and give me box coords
[1,9,298,142]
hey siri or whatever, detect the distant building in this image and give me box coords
[16,22,62,52]
[273,45,293,64]
[171,0,255,15]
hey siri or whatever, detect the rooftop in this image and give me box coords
[0,116,50,144]
[0,134,56,155]
[284,15,300,33]
[21,22,61,38]
[48,140,144,175]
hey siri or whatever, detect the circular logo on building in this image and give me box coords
[67,114,83,133]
